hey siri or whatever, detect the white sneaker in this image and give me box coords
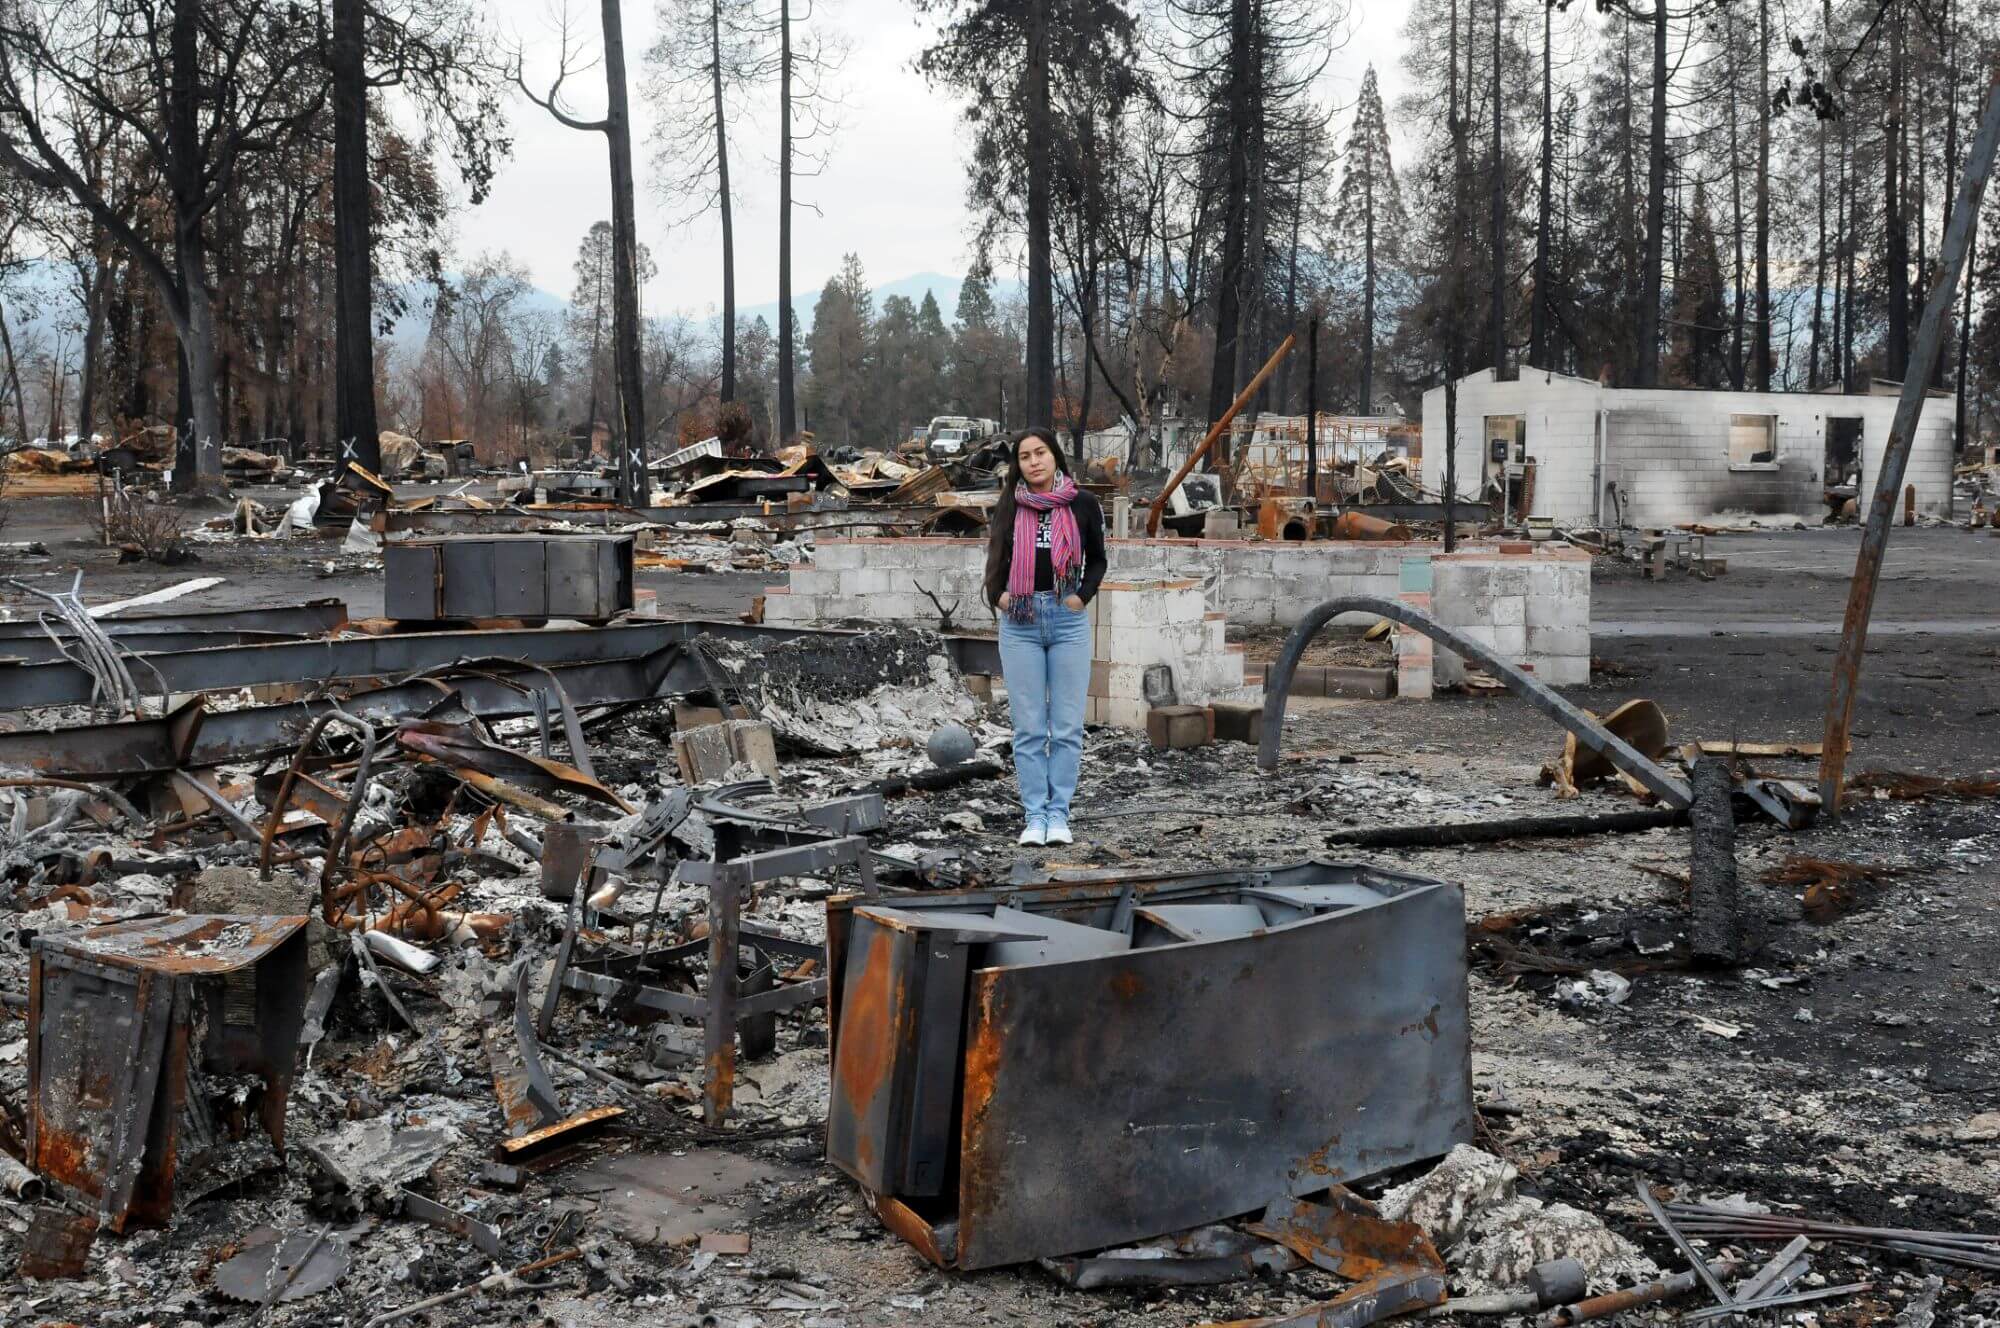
[1044,819,1073,845]
[1018,821,1046,846]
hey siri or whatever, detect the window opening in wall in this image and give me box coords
[1728,414,1778,469]
[1824,417,1862,489]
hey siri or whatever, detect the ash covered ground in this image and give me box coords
[0,495,1997,1328]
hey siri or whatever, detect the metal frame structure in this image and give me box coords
[543,786,883,1124]
[0,619,1004,712]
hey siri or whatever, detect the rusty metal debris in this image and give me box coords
[27,914,309,1230]
[1248,1188,1445,1282]
[17,1206,97,1280]
[1662,1202,2000,1273]
[825,860,1473,1269]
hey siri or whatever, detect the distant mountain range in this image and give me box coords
[4,259,1016,356]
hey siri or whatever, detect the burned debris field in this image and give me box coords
[0,479,1995,1328]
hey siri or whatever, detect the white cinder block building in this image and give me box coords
[1420,369,1957,526]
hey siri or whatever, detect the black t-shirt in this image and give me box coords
[1028,492,1107,599]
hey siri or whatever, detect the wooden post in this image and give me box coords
[1821,70,2000,813]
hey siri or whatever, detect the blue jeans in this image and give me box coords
[998,592,1091,826]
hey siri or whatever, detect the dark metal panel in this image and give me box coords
[952,880,1473,1270]
[438,541,497,619]
[0,629,318,665]
[382,544,439,621]
[543,537,600,618]
[493,539,548,618]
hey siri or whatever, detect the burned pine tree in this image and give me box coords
[517,2,650,503]
[327,0,503,483]
[0,1,325,489]
[1326,66,1405,416]
[914,0,1106,429]
[645,0,781,408]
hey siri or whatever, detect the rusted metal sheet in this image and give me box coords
[27,915,310,1231]
[493,1104,625,1158]
[825,861,1474,1270]
[17,1206,98,1279]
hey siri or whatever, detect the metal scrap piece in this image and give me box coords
[1201,1266,1450,1328]
[17,1206,96,1279]
[1042,1226,1299,1289]
[212,1227,349,1303]
[1634,1177,1735,1309]
[1248,1189,1445,1282]
[401,1190,504,1259]
[485,961,562,1138]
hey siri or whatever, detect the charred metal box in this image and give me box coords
[384,533,635,622]
[27,914,309,1231]
[825,861,1474,1269]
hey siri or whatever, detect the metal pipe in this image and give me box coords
[1145,334,1296,536]
[1255,594,1691,807]
[1539,1259,1744,1326]
[1820,69,2000,812]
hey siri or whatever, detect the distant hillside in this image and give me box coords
[740,271,1022,337]
[2,260,1027,356]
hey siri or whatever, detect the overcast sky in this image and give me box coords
[471,0,1407,316]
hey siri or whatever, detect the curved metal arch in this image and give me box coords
[1254,594,1692,810]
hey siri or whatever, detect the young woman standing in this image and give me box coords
[983,428,1106,846]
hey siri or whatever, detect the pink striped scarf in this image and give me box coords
[1007,475,1083,622]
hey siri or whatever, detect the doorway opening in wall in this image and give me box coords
[1824,417,1862,492]
[1484,415,1531,518]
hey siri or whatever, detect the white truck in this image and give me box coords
[925,415,1000,461]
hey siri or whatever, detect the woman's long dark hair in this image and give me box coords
[983,427,1071,608]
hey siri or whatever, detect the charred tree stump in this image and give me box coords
[1689,757,1741,965]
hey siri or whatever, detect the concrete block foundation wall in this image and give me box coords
[765,535,1591,703]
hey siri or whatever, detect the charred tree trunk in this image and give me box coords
[1885,8,1912,370]
[1530,0,1553,370]
[711,0,736,402]
[1727,7,1746,388]
[604,0,649,502]
[1361,164,1377,415]
[0,302,27,444]
[165,0,222,489]
[1024,0,1056,426]
[1204,0,1253,461]
[1489,0,1506,377]
[777,0,797,440]
[1638,0,1668,386]
[1753,0,1771,389]
[331,0,381,479]
[77,253,109,442]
